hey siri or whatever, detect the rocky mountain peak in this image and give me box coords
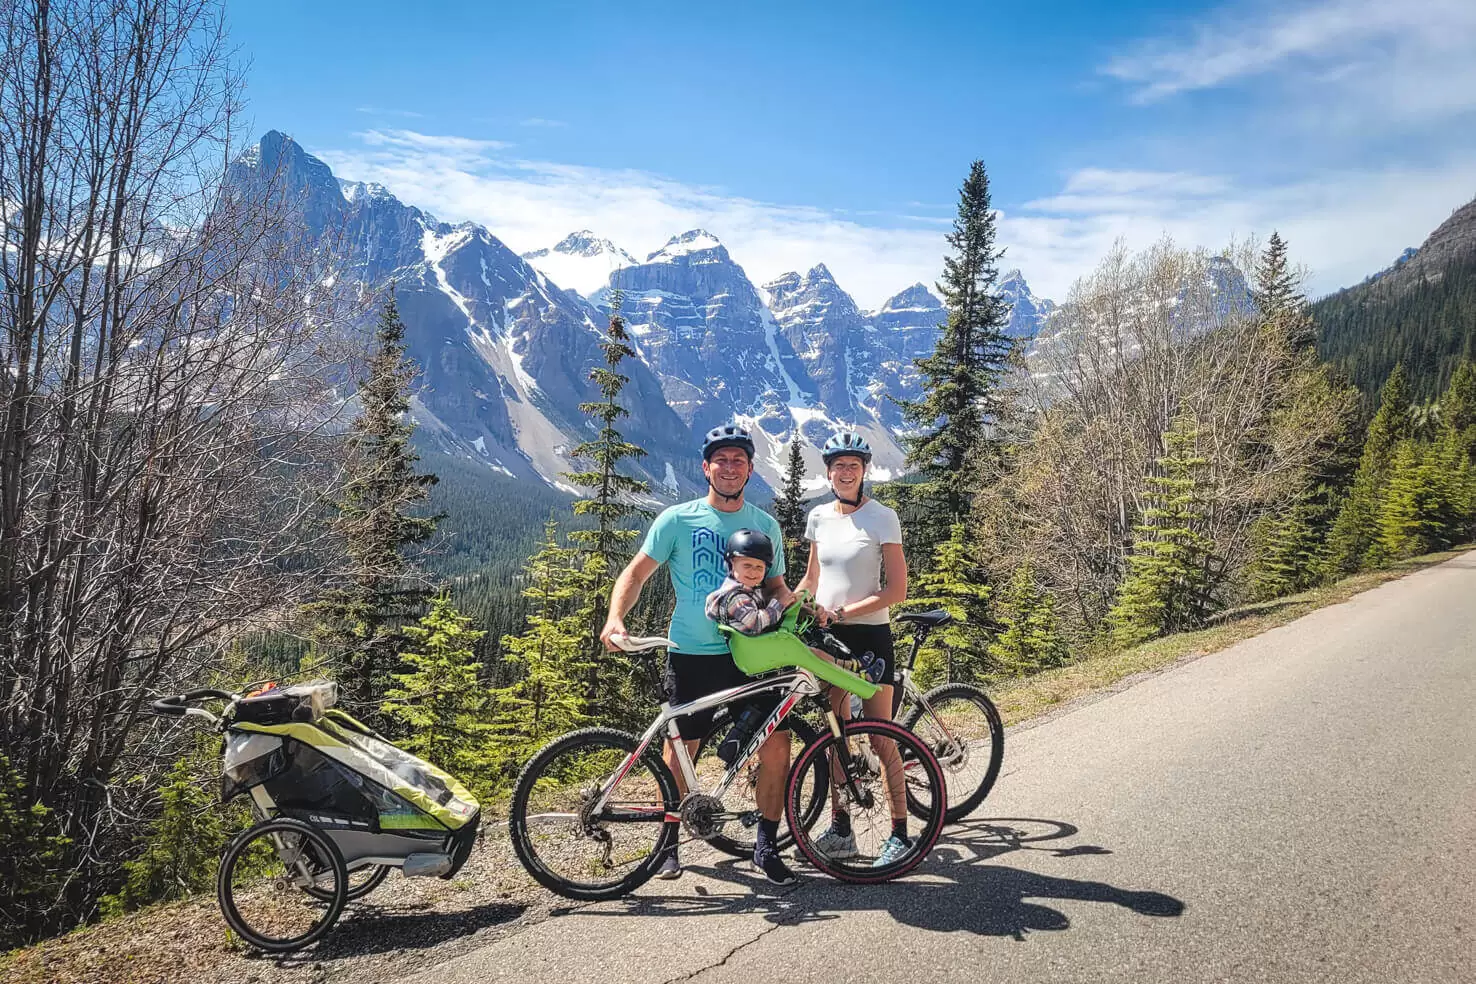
[876,283,944,315]
[807,262,836,284]
[648,229,726,262]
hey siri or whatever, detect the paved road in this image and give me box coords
[412,552,1476,984]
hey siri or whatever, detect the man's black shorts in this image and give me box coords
[663,651,784,741]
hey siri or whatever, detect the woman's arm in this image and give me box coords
[834,542,908,622]
[794,540,820,598]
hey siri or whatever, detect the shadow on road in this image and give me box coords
[553,817,1184,942]
[265,900,528,965]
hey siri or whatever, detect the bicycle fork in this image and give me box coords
[824,709,876,810]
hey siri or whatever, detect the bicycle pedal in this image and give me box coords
[738,810,762,828]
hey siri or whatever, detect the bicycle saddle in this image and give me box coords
[895,609,953,627]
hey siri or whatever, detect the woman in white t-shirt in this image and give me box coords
[794,430,911,865]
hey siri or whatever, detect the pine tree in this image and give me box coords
[306,290,440,718]
[1325,364,1413,575]
[1443,360,1476,437]
[492,521,595,771]
[1108,417,1216,648]
[1254,231,1316,354]
[0,754,70,948]
[907,523,993,687]
[1377,439,1448,559]
[382,594,496,798]
[772,438,809,575]
[986,563,1068,675]
[98,751,225,918]
[896,160,1014,546]
[562,291,653,708]
[1247,499,1323,602]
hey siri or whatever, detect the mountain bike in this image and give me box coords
[507,615,948,900]
[694,607,1005,848]
[892,609,1005,824]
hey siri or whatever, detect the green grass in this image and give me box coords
[988,545,1473,727]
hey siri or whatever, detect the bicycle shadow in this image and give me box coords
[266,899,528,963]
[551,817,1184,941]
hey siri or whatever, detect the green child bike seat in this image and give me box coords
[718,594,880,700]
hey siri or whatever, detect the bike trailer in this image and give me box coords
[221,681,480,878]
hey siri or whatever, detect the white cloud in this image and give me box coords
[519,117,567,128]
[354,106,424,119]
[314,128,1476,308]
[1104,0,1476,126]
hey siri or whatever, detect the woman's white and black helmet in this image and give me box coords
[724,528,774,568]
[822,430,872,466]
[701,423,756,461]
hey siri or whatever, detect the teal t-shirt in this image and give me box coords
[639,499,786,655]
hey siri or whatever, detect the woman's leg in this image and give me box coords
[862,685,908,821]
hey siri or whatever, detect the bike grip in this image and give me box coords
[150,696,187,716]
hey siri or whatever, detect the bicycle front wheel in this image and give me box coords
[900,682,1004,824]
[786,719,946,883]
[509,727,679,901]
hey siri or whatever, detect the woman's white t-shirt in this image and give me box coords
[804,498,903,626]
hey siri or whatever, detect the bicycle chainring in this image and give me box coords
[679,793,727,839]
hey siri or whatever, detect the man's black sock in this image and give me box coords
[756,818,780,853]
[832,811,852,837]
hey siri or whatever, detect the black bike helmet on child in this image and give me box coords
[724,528,774,568]
[702,423,755,461]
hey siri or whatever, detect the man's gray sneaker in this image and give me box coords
[813,824,859,859]
[656,852,682,880]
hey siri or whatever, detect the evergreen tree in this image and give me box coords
[987,563,1068,674]
[492,521,596,771]
[1108,417,1216,648]
[896,160,1014,546]
[382,594,497,798]
[1377,439,1448,559]
[907,523,993,687]
[1325,364,1413,575]
[1442,359,1476,452]
[306,290,440,718]
[1247,498,1323,602]
[98,751,226,918]
[562,291,653,707]
[0,753,70,948]
[1254,231,1316,353]
[772,438,809,574]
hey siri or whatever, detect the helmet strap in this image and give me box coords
[833,481,865,508]
[708,474,749,503]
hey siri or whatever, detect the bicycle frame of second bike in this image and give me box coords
[592,667,831,820]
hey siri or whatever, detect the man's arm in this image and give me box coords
[600,553,660,650]
[764,574,796,609]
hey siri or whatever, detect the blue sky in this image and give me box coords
[230,0,1476,305]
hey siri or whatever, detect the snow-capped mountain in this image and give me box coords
[227,130,1063,498]
[998,268,1057,340]
[521,230,637,297]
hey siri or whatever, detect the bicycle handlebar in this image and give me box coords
[149,688,234,718]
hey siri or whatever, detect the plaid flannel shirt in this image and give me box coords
[704,577,786,637]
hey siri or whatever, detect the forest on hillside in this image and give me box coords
[3,1,1475,952]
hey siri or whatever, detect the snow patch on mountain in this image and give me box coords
[521,230,637,297]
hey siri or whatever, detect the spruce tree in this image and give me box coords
[562,291,652,707]
[1325,364,1413,575]
[306,290,440,717]
[1443,360,1476,437]
[382,594,496,798]
[907,523,993,687]
[1376,439,1448,559]
[1254,231,1316,353]
[492,521,595,770]
[897,160,1014,545]
[987,563,1067,675]
[772,438,809,575]
[1108,417,1216,647]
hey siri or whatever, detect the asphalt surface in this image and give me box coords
[410,552,1476,984]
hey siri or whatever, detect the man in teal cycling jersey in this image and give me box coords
[600,423,799,886]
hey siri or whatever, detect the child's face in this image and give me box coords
[731,556,767,588]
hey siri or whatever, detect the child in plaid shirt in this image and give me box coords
[705,529,883,684]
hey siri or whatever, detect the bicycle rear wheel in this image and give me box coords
[696,710,827,859]
[786,719,946,883]
[508,727,679,901]
[900,682,1004,823]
